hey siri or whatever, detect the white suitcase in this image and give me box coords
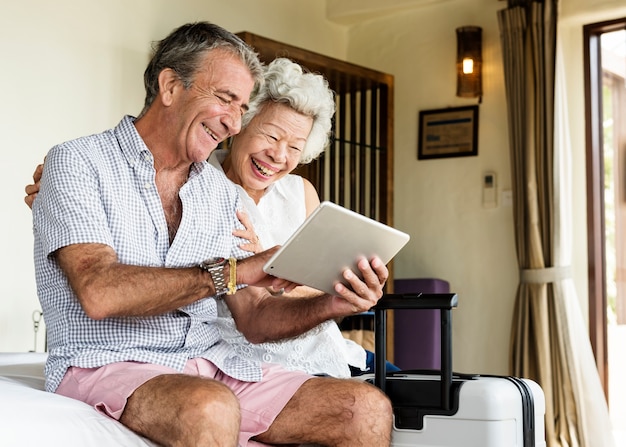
[369,293,546,447]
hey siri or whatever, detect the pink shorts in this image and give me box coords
[56,358,312,447]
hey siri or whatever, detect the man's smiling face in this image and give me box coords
[172,48,256,164]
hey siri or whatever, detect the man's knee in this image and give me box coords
[166,376,241,438]
[321,380,392,445]
[351,382,393,424]
[308,379,392,432]
[122,374,241,446]
[334,382,392,446]
[184,377,241,421]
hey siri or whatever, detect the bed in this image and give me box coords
[0,353,156,447]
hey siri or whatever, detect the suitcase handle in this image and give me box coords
[372,293,458,411]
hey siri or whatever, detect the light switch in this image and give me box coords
[483,172,497,208]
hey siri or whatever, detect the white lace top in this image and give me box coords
[209,150,366,377]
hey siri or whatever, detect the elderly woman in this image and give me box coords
[25,57,368,378]
[210,57,367,377]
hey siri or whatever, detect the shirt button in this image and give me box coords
[144,182,152,189]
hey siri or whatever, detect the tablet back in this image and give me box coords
[262,201,410,295]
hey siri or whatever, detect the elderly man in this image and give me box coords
[31,21,392,447]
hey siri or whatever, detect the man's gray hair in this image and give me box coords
[139,22,264,118]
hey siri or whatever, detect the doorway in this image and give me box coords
[584,18,626,445]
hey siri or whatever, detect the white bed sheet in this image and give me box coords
[0,352,157,447]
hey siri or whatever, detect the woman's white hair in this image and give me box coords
[241,58,335,165]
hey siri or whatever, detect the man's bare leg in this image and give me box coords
[120,374,241,447]
[256,377,393,446]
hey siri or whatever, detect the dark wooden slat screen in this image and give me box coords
[236,32,394,227]
[358,87,367,215]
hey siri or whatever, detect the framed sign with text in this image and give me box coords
[417,105,479,160]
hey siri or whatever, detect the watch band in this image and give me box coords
[227,257,237,296]
[199,258,228,297]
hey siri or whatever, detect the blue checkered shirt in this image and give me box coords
[33,116,260,392]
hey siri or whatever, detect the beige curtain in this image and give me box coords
[498,1,615,446]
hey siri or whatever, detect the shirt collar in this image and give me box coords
[115,115,151,168]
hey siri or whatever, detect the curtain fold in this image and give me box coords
[497,1,616,446]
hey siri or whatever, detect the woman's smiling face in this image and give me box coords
[226,102,313,197]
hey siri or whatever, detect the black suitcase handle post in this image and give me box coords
[372,293,458,411]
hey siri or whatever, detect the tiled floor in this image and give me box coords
[609,324,625,446]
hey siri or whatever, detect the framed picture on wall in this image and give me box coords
[417,105,479,160]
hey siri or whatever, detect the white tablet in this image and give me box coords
[263,201,410,295]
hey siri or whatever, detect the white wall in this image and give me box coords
[0,0,347,352]
[344,0,626,374]
[347,0,516,374]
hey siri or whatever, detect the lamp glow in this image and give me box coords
[462,58,474,74]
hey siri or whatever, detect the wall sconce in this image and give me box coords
[456,26,482,102]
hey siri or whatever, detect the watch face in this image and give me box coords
[205,257,226,266]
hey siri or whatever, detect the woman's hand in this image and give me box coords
[24,163,44,209]
[233,210,263,253]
